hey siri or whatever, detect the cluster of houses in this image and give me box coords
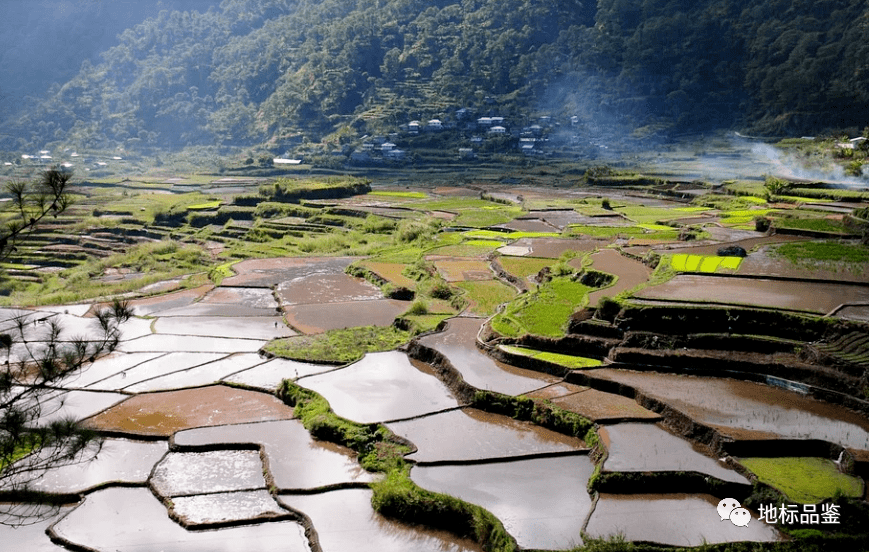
[346,108,582,166]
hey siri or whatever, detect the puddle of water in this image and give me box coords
[171,490,286,527]
[37,390,128,424]
[418,318,559,395]
[283,299,410,334]
[154,316,295,340]
[8,439,168,494]
[58,352,163,388]
[222,256,356,287]
[151,450,266,497]
[175,420,377,490]
[600,423,748,483]
[277,273,383,305]
[298,351,458,423]
[84,385,295,436]
[51,487,310,552]
[87,352,227,391]
[200,287,279,309]
[390,408,585,463]
[125,285,213,316]
[411,455,595,550]
[587,493,780,546]
[124,353,269,393]
[0,504,73,551]
[636,274,869,313]
[117,334,266,353]
[222,358,334,391]
[281,488,482,552]
[527,384,660,422]
[592,369,869,450]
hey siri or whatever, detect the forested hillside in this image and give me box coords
[2,0,868,154]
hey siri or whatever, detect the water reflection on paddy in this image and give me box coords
[417,317,557,395]
[124,353,268,393]
[222,357,334,391]
[86,352,226,390]
[389,408,585,463]
[174,420,378,490]
[281,488,483,552]
[51,487,309,552]
[8,439,168,494]
[587,494,780,546]
[297,351,458,423]
[591,369,869,451]
[600,423,748,483]
[411,455,594,550]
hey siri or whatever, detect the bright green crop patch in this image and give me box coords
[491,277,592,338]
[740,457,864,503]
[772,241,869,265]
[186,200,222,210]
[669,254,742,272]
[499,345,601,369]
[456,280,517,316]
[498,257,554,279]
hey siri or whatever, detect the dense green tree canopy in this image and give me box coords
[2,0,867,152]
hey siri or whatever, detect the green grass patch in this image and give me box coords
[263,325,412,364]
[426,241,503,257]
[740,457,864,503]
[498,256,555,279]
[669,254,742,273]
[499,345,601,369]
[774,216,850,234]
[771,241,869,265]
[490,277,593,337]
[455,280,517,316]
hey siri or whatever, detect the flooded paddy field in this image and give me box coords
[174,420,378,490]
[296,351,459,423]
[635,274,869,313]
[589,368,869,451]
[411,455,595,550]
[84,385,295,436]
[527,383,661,422]
[416,317,559,395]
[282,489,483,552]
[587,493,780,546]
[389,407,586,463]
[4,169,869,551]
[599,423,748,483]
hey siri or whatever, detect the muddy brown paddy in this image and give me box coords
[84,385,295,436]
[636,274,869,313]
